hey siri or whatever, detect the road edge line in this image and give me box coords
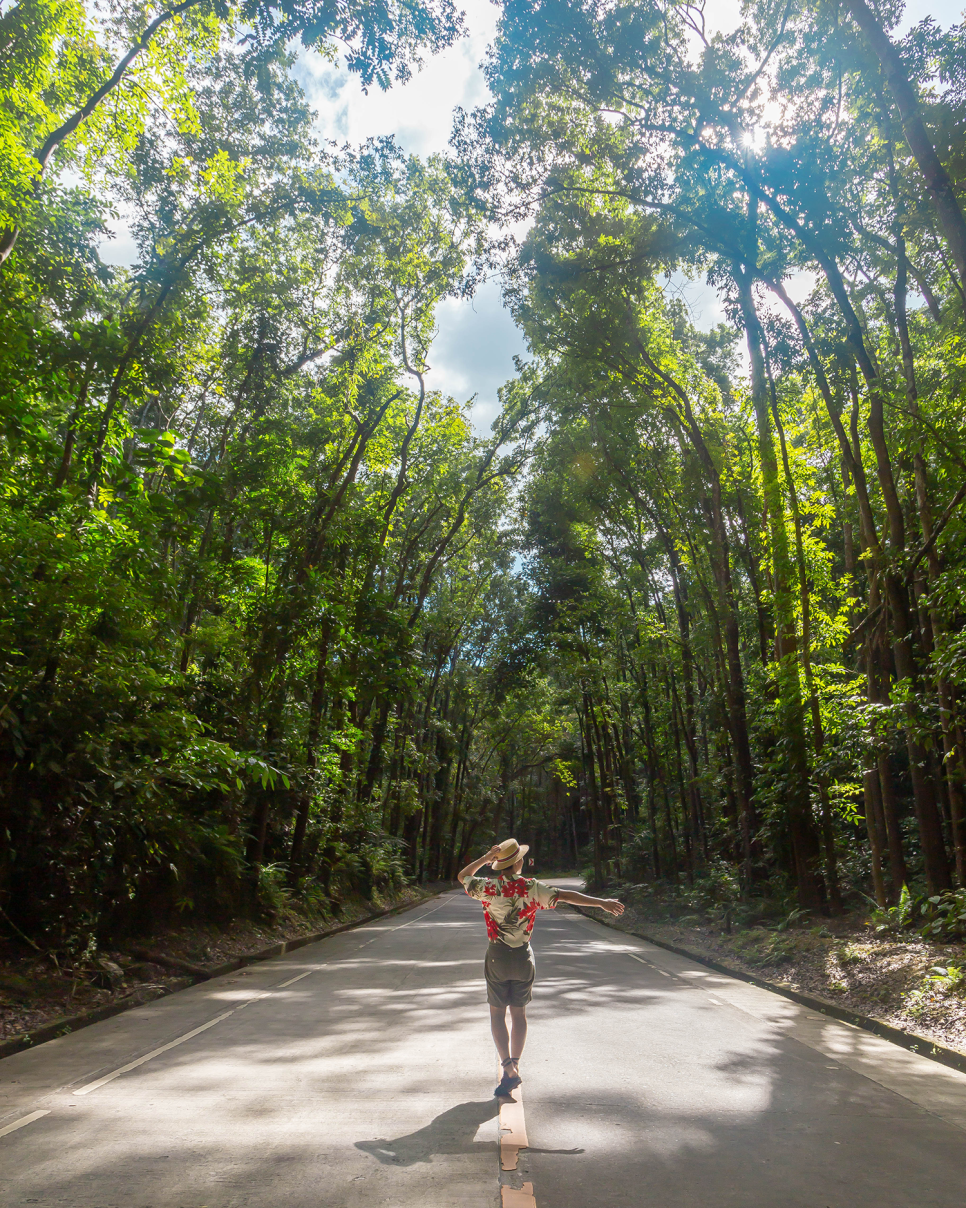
[565,904,966,1076]
[0,890,441,1064]
[73,1010,237,1095]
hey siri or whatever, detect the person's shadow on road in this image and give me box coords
[355,1099,501,1166]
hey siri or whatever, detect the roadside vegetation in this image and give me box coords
[3,0,966,1048]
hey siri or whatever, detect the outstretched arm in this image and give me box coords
[458,845,503,885]
[555,889,625,916]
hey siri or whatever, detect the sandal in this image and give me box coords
[494,1057,522,1096]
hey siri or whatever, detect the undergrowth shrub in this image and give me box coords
[870,886,966,941]
[924,964,966,994]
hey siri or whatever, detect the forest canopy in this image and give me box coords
[3,0,966,951]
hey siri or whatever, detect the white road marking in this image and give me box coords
[0,1111,50,1139]
[582,925,722,994]
[275,969,317,989]
[626,952,673,979]
[2,897,463,1150]
[71,896,450,1096]
[74,1010,236,1094]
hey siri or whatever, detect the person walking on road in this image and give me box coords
[458,838,625,1097]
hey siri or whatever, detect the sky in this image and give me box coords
[101,0,966,432]
[294,0,517,432]
[291,0,966,430]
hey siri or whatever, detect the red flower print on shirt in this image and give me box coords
[466,874,556,945]
[502,878,530,899]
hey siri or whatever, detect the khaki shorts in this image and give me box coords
[485,940,535,1007]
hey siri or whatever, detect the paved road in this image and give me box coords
[1,886,965,1207]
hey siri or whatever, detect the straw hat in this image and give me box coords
[491,838,529,871]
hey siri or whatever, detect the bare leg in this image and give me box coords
[507,1005,528,1077]
[490,1005,510,1064]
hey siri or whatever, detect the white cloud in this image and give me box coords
[702,0,744,38]
[102,0,959,405]
[664,271,727,332]
[897,0,965,32]
[295,0,500,158]
[293,1,526,436]
[428,277,528,433]
[703,0,965,38]
[98,201,138,268]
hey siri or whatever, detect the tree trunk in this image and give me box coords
[845,0,966,289]
[768,363,841,911]
[581,697,604,888]
[738,267,824,911]
[863,770,888,909]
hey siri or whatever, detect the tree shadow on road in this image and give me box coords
[355,1098,500,1165]
[6,897,963,1206]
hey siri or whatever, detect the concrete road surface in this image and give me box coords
[1,884,965,1207]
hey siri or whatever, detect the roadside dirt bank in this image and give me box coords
[0,885,432,1050]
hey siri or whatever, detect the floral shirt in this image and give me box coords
[463,873,559,947]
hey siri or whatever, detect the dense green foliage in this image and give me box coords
[4,0,966,950]
[465,0,966,915]
[0,2,533,945]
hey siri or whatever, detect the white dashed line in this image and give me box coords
[3,897,452,1142]
[0,1111,51,1140]
[74,1010,236,1094]
[70,897,450,1095]
[275,969,318,989]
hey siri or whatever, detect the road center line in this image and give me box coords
[499,1063,537,1206]
[500,1089,529,1171]
[0,1111,51,1140]
[502,1183,537,1207]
